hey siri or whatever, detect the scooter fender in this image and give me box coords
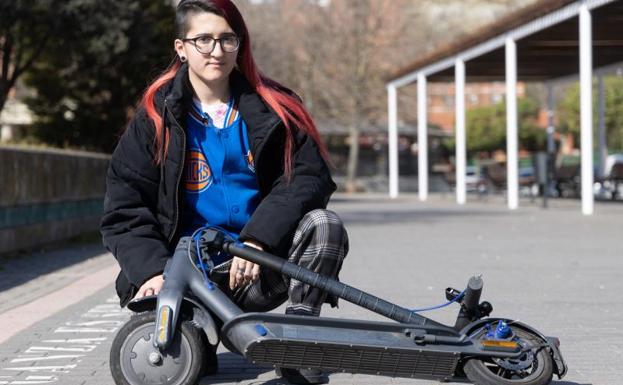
[460,318,567,379]
[127,295,220,346]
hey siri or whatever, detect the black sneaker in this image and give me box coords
[203,343,218,375]
[275,367,329,384]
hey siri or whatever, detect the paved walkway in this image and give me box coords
[0,194,620,384]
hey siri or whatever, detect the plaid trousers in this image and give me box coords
[208,209,349,316]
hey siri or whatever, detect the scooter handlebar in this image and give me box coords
[222,240,447,328]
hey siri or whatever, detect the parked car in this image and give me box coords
[465,166,488,193]
[518,166,539,198]
[594,154,623,200]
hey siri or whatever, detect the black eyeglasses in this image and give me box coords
[182,34,240,54]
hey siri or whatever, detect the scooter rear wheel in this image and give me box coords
[463,326,553,385]
[110,311,208,385]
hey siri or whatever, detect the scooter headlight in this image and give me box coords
[156,306,171,346]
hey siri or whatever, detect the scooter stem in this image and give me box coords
[224,241,447,328]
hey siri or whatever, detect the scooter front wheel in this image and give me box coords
[110,311,208,385]
[463,326,553,385]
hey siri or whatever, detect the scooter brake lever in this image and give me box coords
[199,229,225,253]
[445,287,464,302]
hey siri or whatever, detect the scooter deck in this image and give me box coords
[221,313,468,381]
[247,338,459,380]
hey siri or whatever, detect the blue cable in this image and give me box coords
[190,225,236,289]
[410,289,466,313]
[190,227,211,285]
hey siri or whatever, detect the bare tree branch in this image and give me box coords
[11,33,51,82]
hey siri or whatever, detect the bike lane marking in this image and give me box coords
[0,296,130,384]
[0,257,132,384]
[0,262,120,344]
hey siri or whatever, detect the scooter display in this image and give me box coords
[110,228,567,385]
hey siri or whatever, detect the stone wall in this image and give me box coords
[0,146,110,255]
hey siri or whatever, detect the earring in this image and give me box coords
[180,56,187,62]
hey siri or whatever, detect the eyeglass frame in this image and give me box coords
[181,34,241,55]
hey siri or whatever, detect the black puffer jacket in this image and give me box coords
[100,64,336,306]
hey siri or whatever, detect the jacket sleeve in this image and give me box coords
[100,111,171,292]
[239,129,336,254]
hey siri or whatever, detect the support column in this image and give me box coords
[388,85,399,198]
[546,83,556,203]
[417,73,428,201]
[505,37,519,210]
[579,3,594,215]
[455,59,466,204]
[597,74,607,178]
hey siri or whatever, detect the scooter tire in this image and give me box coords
[463,327,553,385]
[110,311,208,385]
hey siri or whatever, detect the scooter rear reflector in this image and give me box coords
[480,340,520,352]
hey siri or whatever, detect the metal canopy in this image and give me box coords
[386,0,622,214]
[390,0,623,83]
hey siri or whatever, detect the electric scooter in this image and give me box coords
[110,228,567,385]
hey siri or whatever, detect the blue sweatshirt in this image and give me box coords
[180,97,260,263]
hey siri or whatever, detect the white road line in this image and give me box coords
[10,356,83,363]
[0,300,130,384]
[1,366,76,373]
[0,261,119,344]
[41,338,106,344]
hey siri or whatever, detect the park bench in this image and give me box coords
[554,164,580,198]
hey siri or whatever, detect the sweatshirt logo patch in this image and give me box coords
[184,150,212,193]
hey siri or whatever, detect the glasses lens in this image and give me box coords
[221,36,240,52]
[195,36,215,53]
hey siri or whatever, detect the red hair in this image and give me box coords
[140,0,330,179]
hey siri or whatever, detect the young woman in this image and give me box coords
[100,0,347,383]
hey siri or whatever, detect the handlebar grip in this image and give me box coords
[454,276,483,330]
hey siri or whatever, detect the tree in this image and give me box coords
[0,0,65,113]
[301,0,414,192]
[444,97,544,154]
[22,0,175,152]
[237,0,534,189]
[558,76,623,152]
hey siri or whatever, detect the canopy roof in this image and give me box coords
[390,0,623,83]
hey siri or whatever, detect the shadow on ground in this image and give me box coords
[339,208,507,226]
[0,240,106,293]
[199,352,273,384]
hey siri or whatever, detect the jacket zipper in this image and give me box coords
[253,118,283,196]
[164,98,187,243]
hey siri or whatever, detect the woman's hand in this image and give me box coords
[229,241,262,290]
[135,274,165,299]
